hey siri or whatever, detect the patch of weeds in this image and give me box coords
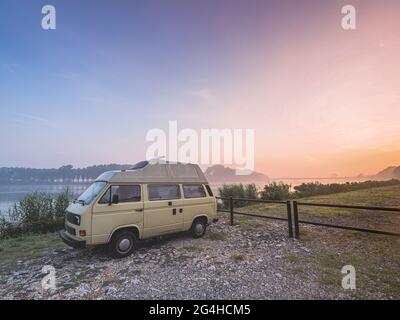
[319,271,341,287]
[102,276,124,287]
[127,269,142,276]
[237,217,266,231]
[290,266,305,275]
[231,254,245,262]
[286,254,300,263]
[58,282,79,292]
[206,231,228,241]
[183,245,202,252]
[299,230,313,242]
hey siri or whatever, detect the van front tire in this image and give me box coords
[191,218,207,238]
[109,230,137,258]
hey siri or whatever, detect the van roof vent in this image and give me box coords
[130,160,149,170]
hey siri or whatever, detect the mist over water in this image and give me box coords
[0,177,365,217]
[0,184,89,216]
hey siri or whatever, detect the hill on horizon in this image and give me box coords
[374,165,400,180]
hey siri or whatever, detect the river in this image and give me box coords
[0,177,362,217]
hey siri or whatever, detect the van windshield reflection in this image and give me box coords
[76,181,107,205]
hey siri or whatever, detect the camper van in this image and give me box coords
[59,161,217,258]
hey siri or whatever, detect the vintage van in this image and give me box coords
[59,161,217,258]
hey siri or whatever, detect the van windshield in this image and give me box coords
[76,181,107,205]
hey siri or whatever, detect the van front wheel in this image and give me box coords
[191,218,207,238]
[109,230,137,258]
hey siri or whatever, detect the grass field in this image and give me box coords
[230,184,400,233]
[231,184,400,299]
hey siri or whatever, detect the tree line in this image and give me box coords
[218,179,400,208]
[0,164,132,184]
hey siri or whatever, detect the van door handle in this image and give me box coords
[172,208,176,215]
[135,208,143,212]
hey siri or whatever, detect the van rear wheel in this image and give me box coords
[109,230,137,258]
[191,218,207,238]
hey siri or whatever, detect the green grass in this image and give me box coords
[230,184,400,223]
[296,184,400,218]
[0,232,65,275]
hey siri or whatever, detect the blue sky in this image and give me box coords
[1,1,400,177]
[0,0,302,167]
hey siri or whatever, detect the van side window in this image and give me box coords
[205,184,214,197]
[183,185,206,198]
[148,185,180,201]
[111,185,141,203]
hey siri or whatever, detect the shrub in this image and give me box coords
[245,184,258,200]
[260,182,291,201]
[0,190,71,239]
[218,183,260,209]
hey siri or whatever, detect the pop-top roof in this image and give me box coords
[95,161,208,184]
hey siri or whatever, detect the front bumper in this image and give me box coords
[59,229,86,249]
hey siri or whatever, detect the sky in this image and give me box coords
[0,0,399,177]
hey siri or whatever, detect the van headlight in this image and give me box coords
[66,212,81,226]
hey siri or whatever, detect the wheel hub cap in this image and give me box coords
[195,224,204,234]
[118,238,131,252]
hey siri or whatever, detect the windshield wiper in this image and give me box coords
[73,199,86,206]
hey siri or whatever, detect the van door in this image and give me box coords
[181,184,214,230]
[143,184,184,238]
[91,185,143,244]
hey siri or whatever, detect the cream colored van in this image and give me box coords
[59,161,217,258]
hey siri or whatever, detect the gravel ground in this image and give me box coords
[0,214,397,300]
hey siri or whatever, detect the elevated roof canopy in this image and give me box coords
[95,161,208,184]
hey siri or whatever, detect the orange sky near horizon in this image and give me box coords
[212,1,400,177]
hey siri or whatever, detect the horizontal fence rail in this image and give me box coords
[216,196,400,239]
[216,196,293,238]
[293,201,400,238]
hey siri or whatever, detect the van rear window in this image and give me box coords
[148,185,181,201]
[183,185,206,198]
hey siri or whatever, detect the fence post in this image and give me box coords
[293,201,300,239]
[286,201,293,238]
[230,196,234,226]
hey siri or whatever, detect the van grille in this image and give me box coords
[66,225,76,236]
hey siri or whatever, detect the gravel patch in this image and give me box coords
[0,215,394,300]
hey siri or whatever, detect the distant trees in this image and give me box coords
[0,164,133,184]
[218,179,400,209]
[292,179,400,198]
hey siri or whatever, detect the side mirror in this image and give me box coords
[112,194,119,204]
